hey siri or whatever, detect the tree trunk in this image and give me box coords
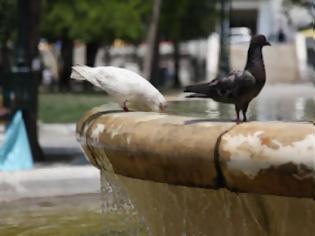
[173,39,181,88]
[143,0,162,81]
[59,35,73,91]
[0,38,11,74]
[150,31,161,87]
[86,41,99,67]
[84,41,99,90]
[103,45,111,65]
[28,0,41,65]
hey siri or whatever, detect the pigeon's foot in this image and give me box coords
[242,111,248,122]
[235,108,240,124]
[235,119,241,124]
[123,100,129,112]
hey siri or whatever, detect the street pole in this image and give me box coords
[16,0,28,68]
[4,0,44,161]
[218,0,231,76]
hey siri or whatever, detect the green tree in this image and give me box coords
[41,0,149,90]
[41,0,76,90]
[159,0,217,87]
[0,0,16,74]
[0,0,44,162]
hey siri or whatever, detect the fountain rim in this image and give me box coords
[77,106,315,198]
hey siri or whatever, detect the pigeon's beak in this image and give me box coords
[265,41,271,46]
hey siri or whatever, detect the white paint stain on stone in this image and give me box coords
[222,131,315,179]
[109,124,123,139]
[91,124,105,142]
[126,135,132,145]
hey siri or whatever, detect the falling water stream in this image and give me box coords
[99,170,146,235]
[98,169,315,236]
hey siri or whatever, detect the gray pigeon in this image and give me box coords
[184,34,271,122]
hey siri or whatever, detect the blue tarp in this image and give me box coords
[0,111,33,171]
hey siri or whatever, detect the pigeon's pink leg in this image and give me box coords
[123,100,129,112]
[242,111,247,122]
[242,103,249,122]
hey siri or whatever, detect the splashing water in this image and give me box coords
[100,170,148,235]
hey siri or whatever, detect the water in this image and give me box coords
[167,84,314,122]
[0,193,146,236]
[77,84,314,122]
[114,174,315,236]
[99,170,146,235]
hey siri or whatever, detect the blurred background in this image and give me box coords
[0,0,313,165]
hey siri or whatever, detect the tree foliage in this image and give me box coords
[160,0,217,41]
[157,0,217,87]
[0,0,16,47]
[41,0,150,44]
[41,0,217,44]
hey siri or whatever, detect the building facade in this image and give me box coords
[231,0,289,40]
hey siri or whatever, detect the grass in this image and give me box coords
[38,92,114,123]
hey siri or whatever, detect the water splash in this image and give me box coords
[100,170,148,235]
[114,175,315,236]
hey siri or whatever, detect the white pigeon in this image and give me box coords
[70,65,167,112]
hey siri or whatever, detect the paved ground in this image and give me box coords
[0,166,100,202]
[0,123,100,202]
[0,122,88,164]
[37,123,88,164]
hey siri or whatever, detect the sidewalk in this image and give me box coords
[0,123,100,202]
[1,122,88,164]
[38,123,88,164]
[0,166,100,202]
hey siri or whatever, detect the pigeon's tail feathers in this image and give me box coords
[184,82,211,96]
[70,66,88,80]
[70,65,100,87]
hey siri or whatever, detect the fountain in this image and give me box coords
[77,106,315,236]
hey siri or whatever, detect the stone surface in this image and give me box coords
[219,122,315,198]
[77,108,234,188]
[77,107,315,198]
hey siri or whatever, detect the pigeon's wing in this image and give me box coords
[93,67,138,106]
[185,70,256,103]
[210,70,257,103]
[94,67,163,110]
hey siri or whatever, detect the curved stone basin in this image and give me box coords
[77,106,315,198]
